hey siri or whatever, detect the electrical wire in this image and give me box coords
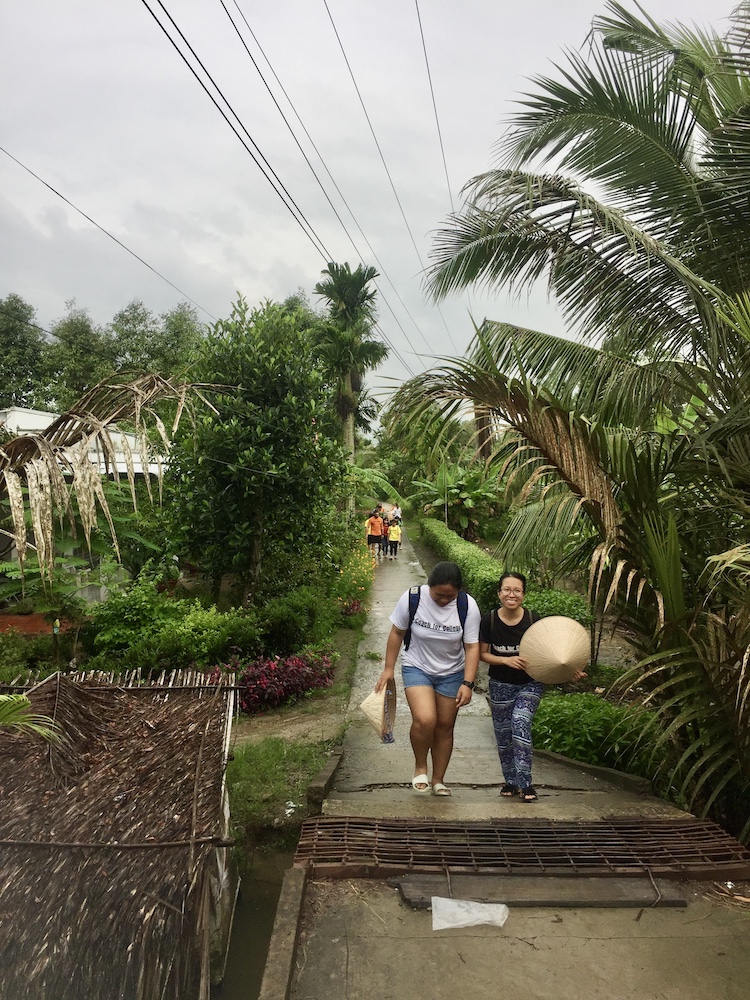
[414,0,455,215]
[153,1,422,380]
[0,146,216,322]
[139,0,333,262]
[413,0,474,316]
[322,0,460,353]
[221,0,430,370]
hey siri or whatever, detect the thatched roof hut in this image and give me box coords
[0,672,237,1000]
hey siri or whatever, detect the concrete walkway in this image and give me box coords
[264,525,750,1000]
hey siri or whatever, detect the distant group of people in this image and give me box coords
[365,503,403,560]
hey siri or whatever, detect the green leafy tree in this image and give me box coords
[313,262,388,459]
[109,300,204,375]
[0,293,52,408]
[47,301,115,410]
[165,297,345,602]
[389,1,750,837]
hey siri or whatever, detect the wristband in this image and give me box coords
[461,680,475,690]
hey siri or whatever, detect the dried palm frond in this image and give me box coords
[0,373,199,587]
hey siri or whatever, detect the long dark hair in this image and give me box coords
[428,562,463,589]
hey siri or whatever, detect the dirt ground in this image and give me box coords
[0,612,70,635]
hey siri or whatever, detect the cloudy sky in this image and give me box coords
[1,0,724,399]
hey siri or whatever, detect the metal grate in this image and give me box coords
[294,816,750,880]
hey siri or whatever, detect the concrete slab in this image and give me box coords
[292,879,750,1000]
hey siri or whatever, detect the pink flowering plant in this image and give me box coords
[210,647,335,714]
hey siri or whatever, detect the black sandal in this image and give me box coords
[519,785,538,802]
[500,783,518,797]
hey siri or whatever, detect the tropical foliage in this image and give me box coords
[387,1,750,837]
[409,460,501,540]
[0,693,59,742]
[313,262,388,459]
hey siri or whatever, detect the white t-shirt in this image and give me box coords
[390,585,481,676]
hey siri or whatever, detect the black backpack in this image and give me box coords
[403,585,469,651]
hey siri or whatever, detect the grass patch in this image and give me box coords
[227,737,332,867]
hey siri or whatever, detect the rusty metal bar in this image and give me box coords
[294,817,750,881]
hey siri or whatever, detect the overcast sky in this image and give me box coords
[1,0,725,400]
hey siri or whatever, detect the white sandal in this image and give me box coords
[411,773,431,793]
[432,782,452,796]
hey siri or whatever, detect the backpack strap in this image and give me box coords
[457,590,469,633]
[403,585,421,651]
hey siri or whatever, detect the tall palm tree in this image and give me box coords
[387,1,750,837]
[313,262,388,459]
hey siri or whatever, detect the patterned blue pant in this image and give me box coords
[488,679,544,789]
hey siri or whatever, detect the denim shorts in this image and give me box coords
[402,665,464,698]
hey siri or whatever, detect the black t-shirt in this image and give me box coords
[479,608,539,685]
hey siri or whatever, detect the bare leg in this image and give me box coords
[430,693,460,785]
[404,686,437,785]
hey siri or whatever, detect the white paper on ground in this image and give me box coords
[431,896,510,930]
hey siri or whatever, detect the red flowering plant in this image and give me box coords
[209,648,335,714]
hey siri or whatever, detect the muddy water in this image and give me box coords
[213,845,295,999]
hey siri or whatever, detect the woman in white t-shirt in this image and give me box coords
[374,562,480,796]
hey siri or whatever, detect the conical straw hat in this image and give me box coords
[519,616,589,683]
[359,678,397,743]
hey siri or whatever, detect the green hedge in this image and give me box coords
[533,692,665,782]
[418,518,592,624]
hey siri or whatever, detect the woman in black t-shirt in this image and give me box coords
[479,572,544,802]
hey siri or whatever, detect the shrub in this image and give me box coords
[257,586,340,657]
[418,517,592,624]
[524,590,592,627]
[330,538,373,610]
[0,630,74,684]
[83,590,260,674]
[82,581,181,652]
[533,692,665,780]
[214,648,335,714]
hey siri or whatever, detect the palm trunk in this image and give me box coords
[343,370,356,462]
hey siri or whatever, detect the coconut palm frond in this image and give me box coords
[0,694,61,743]
[494,493,593,573]
[474,320,698,426]
[427,171,712,355]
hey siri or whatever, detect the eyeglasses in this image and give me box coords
[500,588,523,596]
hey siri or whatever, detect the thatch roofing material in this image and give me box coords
[0,674,233,1000]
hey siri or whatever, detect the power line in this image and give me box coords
[414,0,455,215]
[322,0,425,267]
[413,0,474,317]
[322,0,460,353]
[0,146,217,322]
[222,0,432,370]
[139,0,333,262]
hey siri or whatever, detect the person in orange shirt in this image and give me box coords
[365,510,384,557]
